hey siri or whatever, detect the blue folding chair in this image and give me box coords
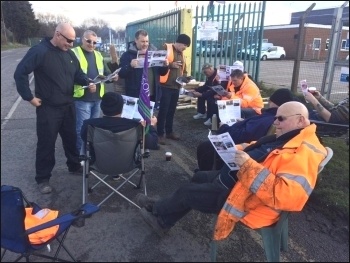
[1,185,100,262]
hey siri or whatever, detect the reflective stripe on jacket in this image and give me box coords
[223,74,263,114]
[72,46,105,98]
[160,43,184,84]
[213,124,327,240]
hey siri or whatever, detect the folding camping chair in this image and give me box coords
[81,124,147,208]
[210,146,333,262]
[1,185,100,262]
[311,120,349,146]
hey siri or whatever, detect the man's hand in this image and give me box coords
[30,97,42,107]
[88,83,97,93]
[151,116,157,126]
[130,59,139,68]
[233,150,250,167]
[304,91,318,104]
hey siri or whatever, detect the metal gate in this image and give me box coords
[125,1,266,82]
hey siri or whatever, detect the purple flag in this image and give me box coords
[137,50,151,133]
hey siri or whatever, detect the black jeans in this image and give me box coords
[157,86,180,136]
[197,96,218,120]
[152,170,229,228]
[35,104,81,184]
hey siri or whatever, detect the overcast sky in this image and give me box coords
[29,1,348,30]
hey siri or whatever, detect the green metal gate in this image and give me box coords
[125,1,266,82]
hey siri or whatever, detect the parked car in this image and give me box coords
[258,46,286,60]
[238,42,273,59]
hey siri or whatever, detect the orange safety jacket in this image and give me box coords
[213,124,327,241]
[222,74,263,114]
[160,43,184,84]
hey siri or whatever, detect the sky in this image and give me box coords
[29,1,348,30]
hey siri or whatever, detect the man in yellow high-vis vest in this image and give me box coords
[72,30,118,153]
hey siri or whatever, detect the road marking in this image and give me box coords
[1,75,34,130]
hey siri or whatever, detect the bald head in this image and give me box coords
[274,101,310,137]
[51,23,76,51]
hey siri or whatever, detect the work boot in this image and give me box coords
[38,182,52,194]
[158,135,166,145]
[135,193,158,212]
[140,208,170,237]
[166,132,180,140]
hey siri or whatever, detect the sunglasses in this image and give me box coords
[57,31,74,44]
[274,114,301,122]
[84,38,97,45]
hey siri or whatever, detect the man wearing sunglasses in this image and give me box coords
[135,101,327,238]
[71,30,118,154]
[14,23,95,194]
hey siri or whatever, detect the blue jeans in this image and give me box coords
[75,100,101,153]
[152,170,229,228]
[157,87,180,136]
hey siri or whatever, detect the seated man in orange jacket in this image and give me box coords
[215,61,263,119]
[135,101,327,237]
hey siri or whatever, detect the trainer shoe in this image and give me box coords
[135,193,158,212]
[193,113,207,119]
[140,208,169,237]
[38,182,52,194]
[204,118,212,126]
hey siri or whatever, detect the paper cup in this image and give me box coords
[165,152,172,161]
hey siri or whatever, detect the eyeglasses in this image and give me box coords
[274,114,301,122]
[57,31,74,44]
[84,37,97,45]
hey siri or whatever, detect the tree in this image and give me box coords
[2,1,39,43]
[36,13,72,37]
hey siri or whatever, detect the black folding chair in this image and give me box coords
[1,185,100,262]
[81,124,147,208]
[311,120,349,145]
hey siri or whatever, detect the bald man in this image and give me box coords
[136,101,327,237]
[14,23,95,194]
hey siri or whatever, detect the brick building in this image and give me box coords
[263,24,349,61]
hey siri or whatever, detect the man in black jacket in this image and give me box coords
[118,29,168,104]
[192,63,221,126]
[14,23,94,194]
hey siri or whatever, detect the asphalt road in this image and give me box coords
[1,47,348,262]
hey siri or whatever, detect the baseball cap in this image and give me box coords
[231,61,244,72]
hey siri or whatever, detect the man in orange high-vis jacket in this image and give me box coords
[157,34,191,145]
[135,101,327,238]
[215,67,263,119]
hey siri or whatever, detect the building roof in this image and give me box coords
[290,7,349,26]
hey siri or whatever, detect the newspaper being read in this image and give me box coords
[217,64,244,81]
[208,131,239,171]
[136,50,168,68]
[217,99,241,126]
[121,95,155,121]
[210,85,229,96]
[81,68,121,89]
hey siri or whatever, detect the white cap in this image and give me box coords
[231,61,244,72]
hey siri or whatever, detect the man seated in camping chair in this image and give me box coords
[303,76,349,141]
[80,92,159,179]
[135,101,327,239]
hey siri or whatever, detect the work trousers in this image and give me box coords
[153,170,229,228]
[157,86,180,136]
[35,103,81,184]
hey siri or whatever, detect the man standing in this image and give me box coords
[157,34,191,145]
[14,23,95,194]
[118,29,168,102]
[72,30,118,153]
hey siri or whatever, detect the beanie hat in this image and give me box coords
[269,88,295,107]
[231,61,244,72]
[176,34,191,47]
[101,92,124,116]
